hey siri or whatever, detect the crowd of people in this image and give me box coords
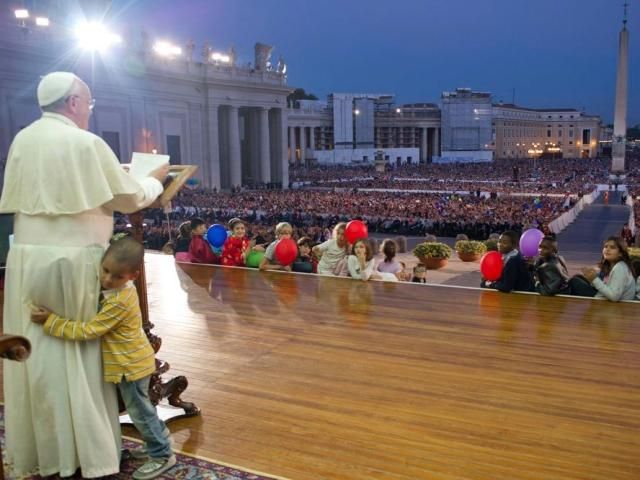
[290,157,610,194]
[129,188,568,251]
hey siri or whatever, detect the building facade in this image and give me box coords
[492,104,602,159]
[0,9,291,190]
[287,95,441,166]
[440,88,493,162]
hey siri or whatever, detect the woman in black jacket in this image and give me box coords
[532,236,570,295]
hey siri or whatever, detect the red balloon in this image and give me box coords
[344,220,368,244]
[274,238,298,266]
[480,251,503,282]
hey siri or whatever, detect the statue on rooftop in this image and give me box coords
[202,42,212,63]
[228,46,237,66]
[254,42,273,70]
[185,39,195,62]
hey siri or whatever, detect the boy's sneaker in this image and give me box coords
[132,455,177,480]
[128,446,148,460]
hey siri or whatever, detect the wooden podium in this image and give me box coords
[120,165,201,424]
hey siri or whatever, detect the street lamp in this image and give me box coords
[528,142,543,169]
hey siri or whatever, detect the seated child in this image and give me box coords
[260,222,294,271]
[532,236,570,296]
[313,222,349,276]
[188,218,218,264]
[377,239,403,276]
[347,239,377,281]
[481,230,533,292]
[30,237,175,480]
[220,218,251,267]
[173,221,191,255]
[292,236,316,273]
[411,265,427,283]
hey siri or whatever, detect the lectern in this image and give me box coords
[120,165,201,424]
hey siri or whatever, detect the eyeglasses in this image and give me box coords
[67,95,96,111]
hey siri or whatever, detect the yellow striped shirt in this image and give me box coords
[43,284,156,383]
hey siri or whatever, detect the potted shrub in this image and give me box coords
[413,242,452,270]
[455,240,487,262]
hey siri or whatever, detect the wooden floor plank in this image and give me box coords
[2,252,639,480]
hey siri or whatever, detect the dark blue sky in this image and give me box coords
[110,0,637,124]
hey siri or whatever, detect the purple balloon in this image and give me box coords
[519,228,544,257]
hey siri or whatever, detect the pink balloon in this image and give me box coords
[480,251,503,282]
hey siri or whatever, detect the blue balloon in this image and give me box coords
[206,224,227,248]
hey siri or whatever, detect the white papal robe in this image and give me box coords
[0,112,163,478]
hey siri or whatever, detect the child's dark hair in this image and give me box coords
[104,236,144,273]
[228,217,244,230]
[190,218,206,230]
[540,235,558,253]
[351,239,373,261]
[178,221,192,238]
[599,236,633,277]
[297,236,313,249]
[501,230,519,247]
[380,239,397,263]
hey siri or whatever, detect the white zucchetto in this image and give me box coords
[37,72,78,107]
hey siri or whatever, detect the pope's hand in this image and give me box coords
[150,164,170,183]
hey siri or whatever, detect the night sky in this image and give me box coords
[109,0,638,124]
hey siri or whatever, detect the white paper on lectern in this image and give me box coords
[128,152,170,182]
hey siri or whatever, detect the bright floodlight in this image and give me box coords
[15,9,29,19]
[74,22,122,52]
[395,108,401,113]
[35,17,50,27]
[153,41,182,57]
[211,52,230,63]
[354,109,360,115]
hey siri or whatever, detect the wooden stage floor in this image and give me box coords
[4,252,640,479]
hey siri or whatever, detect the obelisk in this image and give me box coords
[612,3,629,172]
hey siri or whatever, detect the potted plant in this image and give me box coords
[412,242,452,270]
[455,240,487,262]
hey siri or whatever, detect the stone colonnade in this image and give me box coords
[210,104,288,190]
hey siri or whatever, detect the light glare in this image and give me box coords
[15,9,29,19]
[35,17,50,27]
[211,52,230,63]
[74,22,122,52]
[153,41,182,57]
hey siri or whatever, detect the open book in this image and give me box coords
[127,152,198,208]
[129,152,170,182]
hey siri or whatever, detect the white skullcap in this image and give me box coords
[37,72,78,107]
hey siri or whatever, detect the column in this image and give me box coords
[207,105,221,189]
[433,127,440,158]
[228,106,241,188]
[421,128,428,164]
[279,109,289,189]
[307,126,315,161]
[299,126,306,165]
[260,107,271,183]
[289,126,296,163]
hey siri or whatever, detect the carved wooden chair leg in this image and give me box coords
[0,335,32,480]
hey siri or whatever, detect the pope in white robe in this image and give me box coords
[0,72,167,478]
